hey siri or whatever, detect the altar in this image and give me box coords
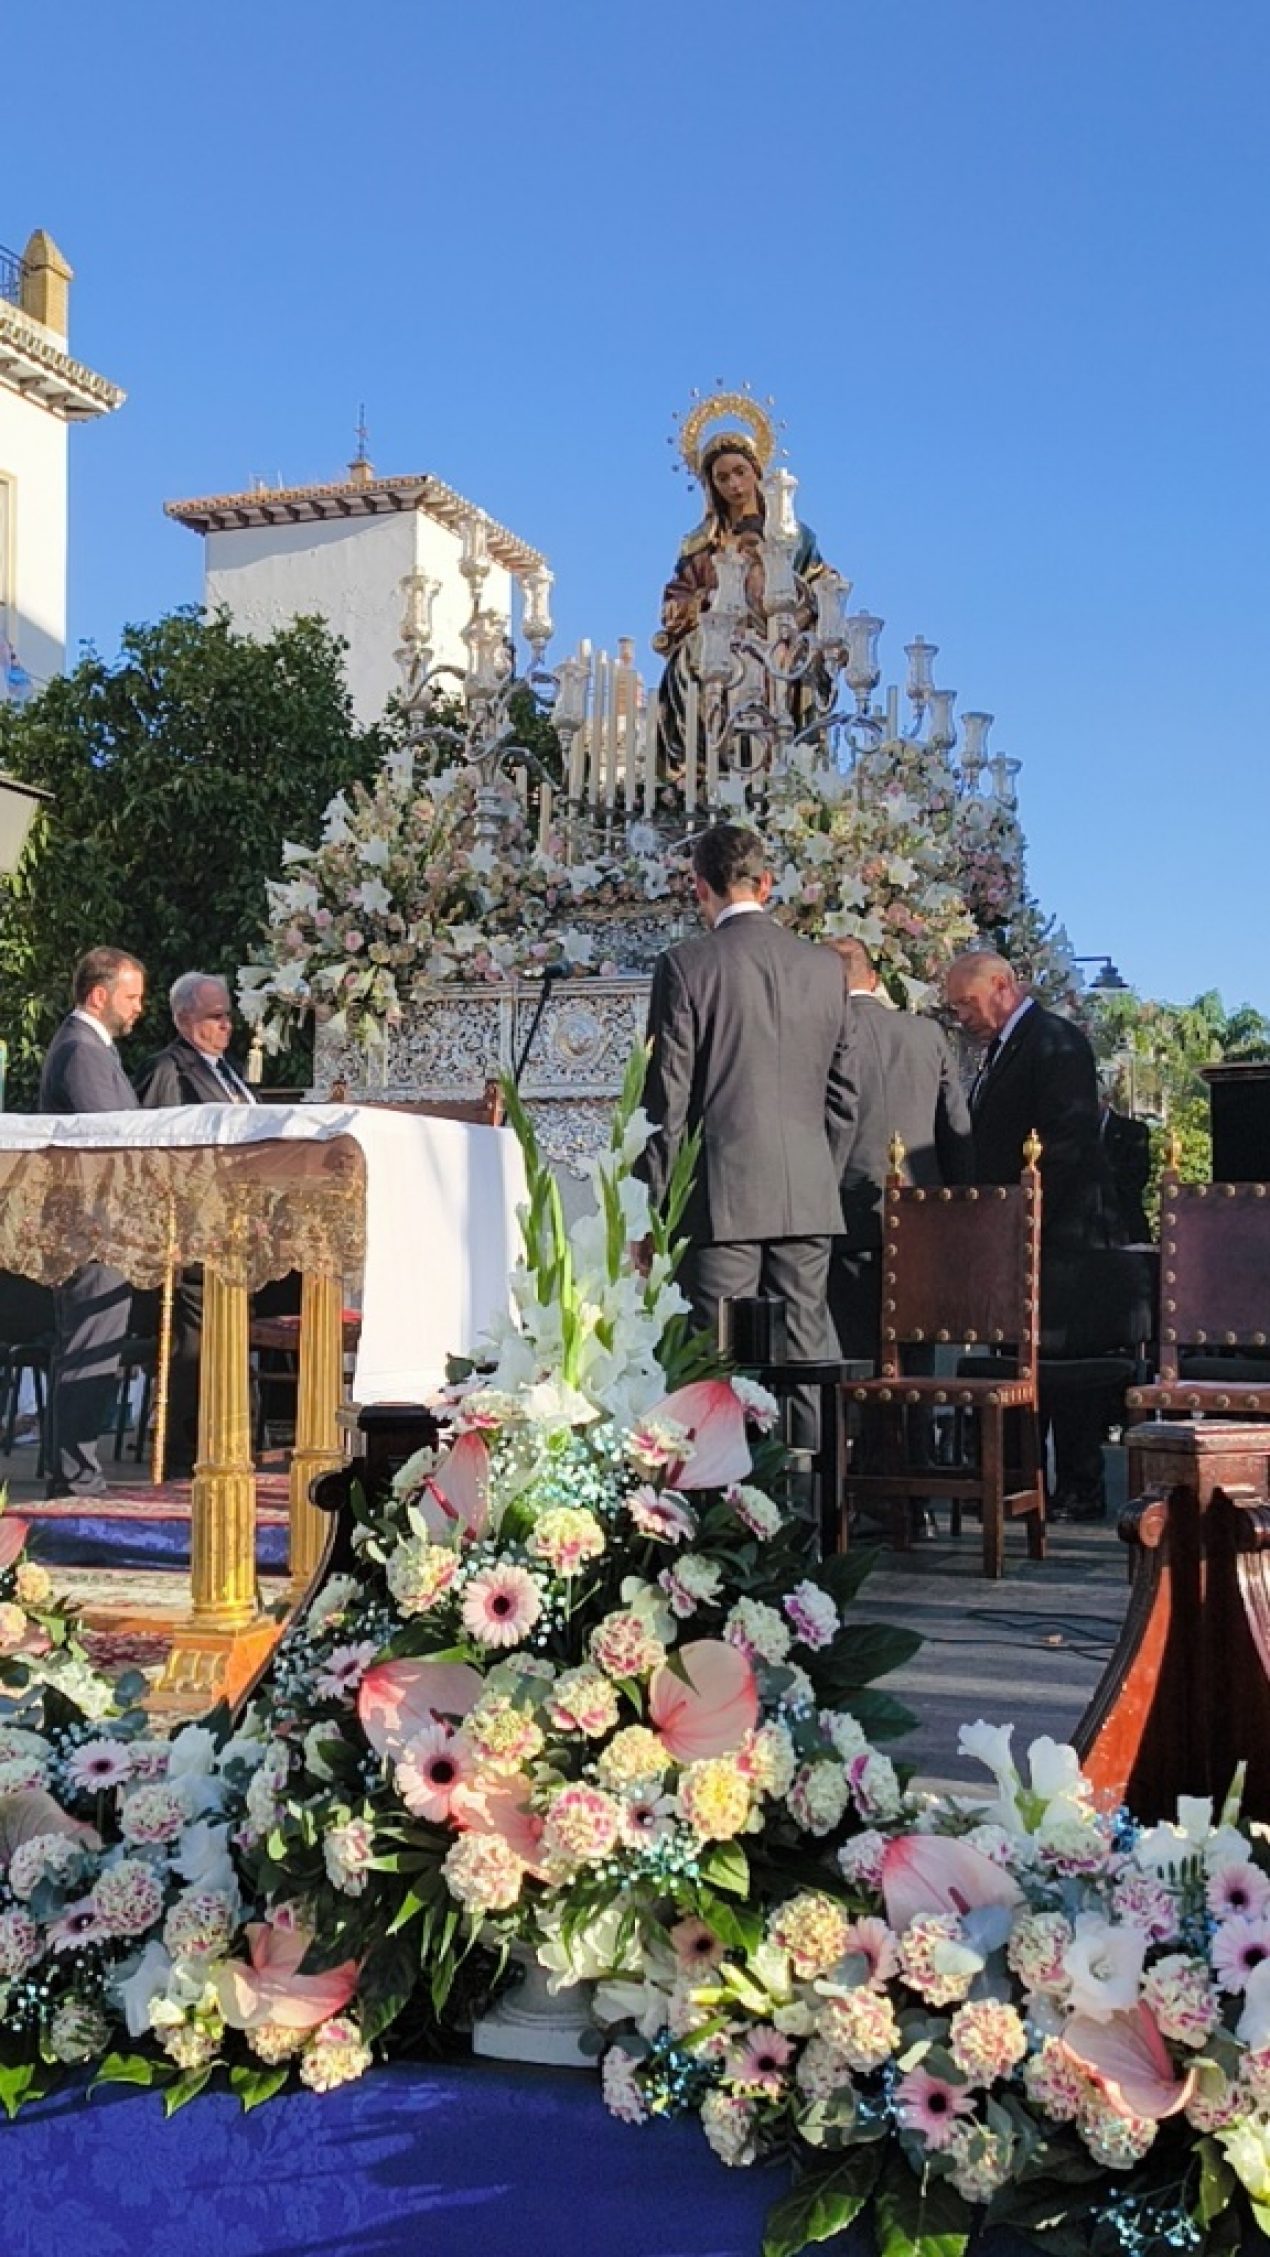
[0,1102,526,1703]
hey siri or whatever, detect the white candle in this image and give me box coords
[684,671,699,812]
[589,652,607,804]
[705,692,719,806]
[605,655,621,807]
[644,701,658,815]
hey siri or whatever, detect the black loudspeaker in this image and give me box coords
[718,1295,788,1366]
[1204,1064,1270,1184]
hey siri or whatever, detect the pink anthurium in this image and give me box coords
[215,1919,359,2032]
[457,1782,550,1874]
[0,1518,30,1573]
[881,1833,1024,1933]
[649,1639,759,1761]
[358,1657,485,1760]
[0,1788,100,1870]
[650,1381,752,1491]
[1060,2003,1198,2120]
[417,1431,491,1541]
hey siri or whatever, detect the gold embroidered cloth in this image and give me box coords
[0,1137,366,1290]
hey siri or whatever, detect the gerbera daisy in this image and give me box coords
[313,1641,380,1702]
[1211,1912,1270,1992]
[395,1726,475,1824]
[460,1564,542,1649]
[726,2025,795,2096]
[47,1898,111,1953]
[627,1488,696,1545]
[1208,1863,1270,1924]
[894,2066,976,2149]
[64,1740,134,1793]
[669,1916,725,1969]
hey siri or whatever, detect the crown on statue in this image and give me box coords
[672,386,780,480]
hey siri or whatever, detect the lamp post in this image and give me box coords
[0,772,49,877]
[1073,955,1129,993]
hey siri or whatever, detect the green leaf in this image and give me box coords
[875,2151,972,2257]
[163,2066,215,2116]
[230,2064,289,2114]
[0,2062,38,2121]
[94,2051,160,2090]
[827,1687,918,1741]
[761,2148,882,2257]
[700,1842,749,1897]
[816,1622,923,1688]
[696,1886,763,1955]
[1196,2135,1236,2228]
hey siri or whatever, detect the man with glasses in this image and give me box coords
[137,972,256,1476]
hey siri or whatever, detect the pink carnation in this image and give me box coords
[589,1612,665,1679]
[542,1784,623,1865]
[947,1999,1028,2086]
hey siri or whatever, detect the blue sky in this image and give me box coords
[8,0,1269,1009]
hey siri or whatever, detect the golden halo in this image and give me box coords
[677,390,777,479]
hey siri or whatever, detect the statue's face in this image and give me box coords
[710,450,760,523]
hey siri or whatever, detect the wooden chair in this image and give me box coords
[843,1134,1046,1579]
[1125,1167,1270,1425]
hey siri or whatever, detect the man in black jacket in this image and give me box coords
[136,972,256,1474]
[946,949,1123,1518]
[38,946,146,1495]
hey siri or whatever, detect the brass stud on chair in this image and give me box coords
[967,1187,979,1201]
[965,1327,978,1343]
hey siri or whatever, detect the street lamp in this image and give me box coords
[1073,954,1129,992]
[0,772,50,877]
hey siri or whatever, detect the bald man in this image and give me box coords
[945,950,1124,1518]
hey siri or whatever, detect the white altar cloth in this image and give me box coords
[0,1104,527,1404]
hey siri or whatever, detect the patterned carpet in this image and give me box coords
[21,1471,291,1523]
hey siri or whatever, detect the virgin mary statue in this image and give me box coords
[654,393,829,777]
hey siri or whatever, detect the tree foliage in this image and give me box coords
[0,610,384,1104]
[1088,985,1270,1196]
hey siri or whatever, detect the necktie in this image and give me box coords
[214,1059,251,1105]
[970,1036,1002,1110]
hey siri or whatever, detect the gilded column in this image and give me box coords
[190,1242,257,1631]
[289,1269,345,1582]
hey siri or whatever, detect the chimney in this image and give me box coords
[20,229,73,339]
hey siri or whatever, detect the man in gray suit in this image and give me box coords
[38,946,146,1496]
[826,936,974,1358]
[638,824,856,1446]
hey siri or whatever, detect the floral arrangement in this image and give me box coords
[0,1064,918,2155]
[237,744,694,1054]
[241,725,1070,1053]
[607,1716,1270,2257]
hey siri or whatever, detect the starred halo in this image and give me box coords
[672,387,780,479]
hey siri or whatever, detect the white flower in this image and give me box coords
[173,1821,238,1901]
[1026,1737,1084,1803]
[1062,1915,1146,2021]
[114,1941,175,2039]
[1237,1959,1270,2049]
[957,1720,1018,1794]
[357,836,391,868]
[354,877,392,915]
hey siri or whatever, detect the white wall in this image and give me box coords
[0,383,68,691]
[203,505,513,727]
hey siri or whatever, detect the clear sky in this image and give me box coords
[8,0,1269,1008]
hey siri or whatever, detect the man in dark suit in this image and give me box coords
[137,972,258,1110]
[945,949,1123,1518]
[1101,1101,1153,1244]
[638,823,857,1450]
[38,946,146,1496]
[826,936,974,1359]
[137,972,257,1475]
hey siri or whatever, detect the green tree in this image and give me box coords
[1088,985,1270,1206]
[0,609,383,1104]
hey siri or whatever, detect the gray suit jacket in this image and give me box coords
[38,1015,139,1114]
[837,993,974,1248]
[640,911,857,1244]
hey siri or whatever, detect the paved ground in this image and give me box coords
[1,1424,1133,1780]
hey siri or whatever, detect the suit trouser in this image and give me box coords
[828,1244,880,1364]
[677,1236,838,1455]
[48,1261,132,1495]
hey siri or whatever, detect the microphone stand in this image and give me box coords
[514,963,569,1090]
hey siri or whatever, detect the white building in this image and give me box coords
[0,229,124,699]
[165,460,547,726]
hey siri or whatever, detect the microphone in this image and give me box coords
[514,962,570,1089]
